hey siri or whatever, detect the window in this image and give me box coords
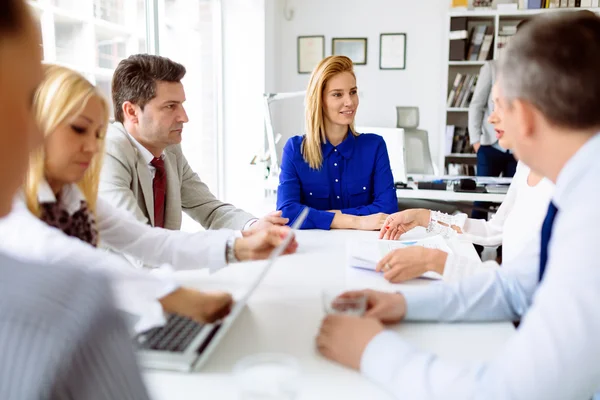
[28,0,224,230]
[29,0,148,116]
[159,0,221,194]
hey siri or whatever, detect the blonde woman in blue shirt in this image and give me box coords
[277,56,398,230]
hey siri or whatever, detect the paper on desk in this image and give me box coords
[347,236,453,280]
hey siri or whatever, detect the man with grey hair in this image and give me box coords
[314,11,600,399]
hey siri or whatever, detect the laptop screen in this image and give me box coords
[229,207,309,315]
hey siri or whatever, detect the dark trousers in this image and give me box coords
[472,145,518,258]
[472,145,518,220]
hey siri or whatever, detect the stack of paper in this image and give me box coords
[347,236,453,280]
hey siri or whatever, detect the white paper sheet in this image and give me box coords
[347,236,453,280]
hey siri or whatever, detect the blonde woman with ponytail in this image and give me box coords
[277,56,397,230]
[0,65,296,331]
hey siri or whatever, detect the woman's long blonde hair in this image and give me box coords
[25,64,109,217]
[303,55,359,170]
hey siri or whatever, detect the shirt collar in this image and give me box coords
[553,133,600,209]
[38,180,85,216]
[321,129,356,160]
[119,123,164,166]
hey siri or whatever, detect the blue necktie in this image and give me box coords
[539,202,558,282]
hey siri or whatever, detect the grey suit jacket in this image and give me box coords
[468,60,497,146]
[100,122,255,231]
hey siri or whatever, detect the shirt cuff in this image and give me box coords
[200,229,232,273]
[361,330,415,388]
[133,265,180,333]
[308,209,335,230]
[134,301,168,333]
[243,218,259,231]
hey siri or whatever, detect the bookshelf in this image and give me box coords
[439,6,600,174]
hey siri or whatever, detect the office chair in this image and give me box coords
[396,106,436,175]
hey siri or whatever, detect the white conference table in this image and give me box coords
[144,229,515,400]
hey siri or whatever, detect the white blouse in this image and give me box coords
[0,181,235,332]
[435,162,555,281]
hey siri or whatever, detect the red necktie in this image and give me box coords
[150,157,167,228]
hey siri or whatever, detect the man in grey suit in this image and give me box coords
[0,1,150,398]
[100,54,286,232]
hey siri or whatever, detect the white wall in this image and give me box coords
[268,0,447,169]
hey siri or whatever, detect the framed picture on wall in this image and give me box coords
[297,35,325,74]
[379,33,406,70]
[332,37,368,65]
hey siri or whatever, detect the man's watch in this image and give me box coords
[225,235,239,264]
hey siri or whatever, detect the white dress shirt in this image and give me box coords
[361,133,600,399]
[442,162,554,281]
[126,129,163,180]
[0,181,234,331]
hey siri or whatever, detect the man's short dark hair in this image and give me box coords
[112,54,186,123]
[499,11,600,130]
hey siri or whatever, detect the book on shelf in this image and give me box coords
[581,0,592,6]
[461,74,478,108]
[452,74,468,107]
[451,0,468,7]
[528,0,543,7]
[473,0,493,8]
[454,75,470,108]
[447,73,479,109]
[450,127,472,154]
[497,3,519,10]
[447,73,461,107]
[477,34,494,61]
[456,74,473,107]
[467,25,489,61]
[449,30,469,40]
[549,0,561,7]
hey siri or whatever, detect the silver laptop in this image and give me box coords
[134,207,309,372]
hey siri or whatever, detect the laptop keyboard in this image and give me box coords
[135,315,205,353]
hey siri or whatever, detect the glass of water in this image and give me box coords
[322,289,367,316]
[233,353,301,400]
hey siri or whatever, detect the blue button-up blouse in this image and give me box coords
[276,132,398,230]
